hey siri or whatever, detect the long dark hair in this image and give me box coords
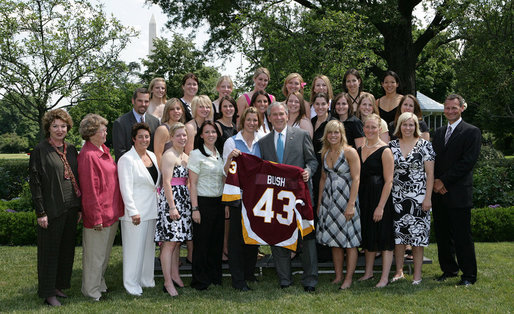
[250,90,273,131]
[218,95,238,124]
[194,120,223,157]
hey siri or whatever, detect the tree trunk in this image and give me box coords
[380,20,417,95]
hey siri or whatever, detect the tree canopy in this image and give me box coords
[140,34,221,100]
[455,0,513,153]
[0,0,136,138]
[150,0,469,95]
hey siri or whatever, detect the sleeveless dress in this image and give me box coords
[390,139,435,246]
[163,124,173,153]
[358,146,394,251]
[317,150,361,248]
[155,164,192,242]
[378,104,397,125]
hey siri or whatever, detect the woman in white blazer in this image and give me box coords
[118,123,161,296]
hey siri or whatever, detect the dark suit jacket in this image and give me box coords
[432,120,481,208]
[112,111,160,161]
[258,127,318,179]
[29,140,81,219]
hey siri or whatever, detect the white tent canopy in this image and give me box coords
[417,91,445,130]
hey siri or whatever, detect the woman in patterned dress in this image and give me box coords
[389,112,435,285]
[155,123,191,296]
[316,120,361,289]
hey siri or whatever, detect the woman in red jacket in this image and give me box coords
[78,114,124,301]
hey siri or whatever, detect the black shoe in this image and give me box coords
[457,279,474,286]
[235,285,251,292]
[435,273,458,282]
[304,286,315,293]
[247,276,258,282]
[280,284,290,289]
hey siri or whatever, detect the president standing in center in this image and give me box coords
[258,102,319,292]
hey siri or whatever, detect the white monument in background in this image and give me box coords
[149,14,156,54]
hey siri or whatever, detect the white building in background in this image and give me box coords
[418,91,445,130]
[149,14,156,54]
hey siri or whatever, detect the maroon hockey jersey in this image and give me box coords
[222,153,314,250]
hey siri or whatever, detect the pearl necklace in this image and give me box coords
[365,140,380,148]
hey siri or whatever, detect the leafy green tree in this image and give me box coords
[455,0,513,153]
[68,61,140,148]
[0,95,39,148]
[0,0,136,139]
[149,0,469,94]
[140,34,220,100]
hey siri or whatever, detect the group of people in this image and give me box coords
[29,68,481,306]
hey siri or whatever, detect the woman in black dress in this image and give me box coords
[376,70,403,125]
[331,92,365,149]
[357,113,395,288]
[29,109,81,306]
[215,95,237,262]
[311,92,336,261]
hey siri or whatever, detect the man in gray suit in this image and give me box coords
[112,88,160,161]
[258,102,319,292]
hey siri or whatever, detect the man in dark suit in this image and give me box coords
[258,102,319,292]
[432,94,481,286]
[113,88,160,161]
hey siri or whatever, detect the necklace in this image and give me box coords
[365,140,380,148]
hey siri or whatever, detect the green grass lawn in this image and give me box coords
[0,153,29,159]
[0,243,513,313]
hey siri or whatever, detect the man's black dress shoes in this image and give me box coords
[435,273,458,282]
[457,279,475,286]
[304,286,315,293]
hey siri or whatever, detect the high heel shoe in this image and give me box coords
[44,297,61,306]
[172,280,184,288]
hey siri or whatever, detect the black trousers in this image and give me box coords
[432,205,477,282]
[37,207,78,298]
[227,206,258,289]
[191,196,224,290]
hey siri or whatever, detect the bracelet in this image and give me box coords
[192,206,199,212]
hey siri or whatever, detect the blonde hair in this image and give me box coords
[320,120,348,159]
[238,106,262,131]
[282,73,304,97]
[169,122,186,138]
[394,112,421,138]
[363,113,382,132]
[161,98,186,124]
[148,77,166,102]
[356,92,379,120]
[253,67,271,80]
[191,95,213,120]
[216,75,234,89]
[310,75,334,103]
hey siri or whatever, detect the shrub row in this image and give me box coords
[1,206,512,246]
[0,158,29,200]
[0,210,122,246]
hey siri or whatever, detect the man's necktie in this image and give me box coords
[277,133,284,163]
[444,126,452,145]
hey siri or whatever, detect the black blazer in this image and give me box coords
[432,120,481,208]
[29,140,81,219]
[112,111,160,161]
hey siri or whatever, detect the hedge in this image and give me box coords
[0,159,29,200]
[0,210,122,246]
[1,207,512,246]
